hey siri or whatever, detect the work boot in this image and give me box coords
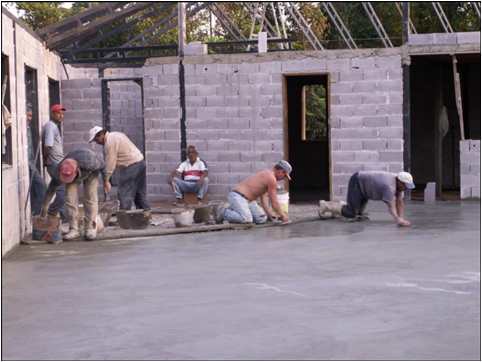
[319,200,345,219]
[63,229,80,241]
[85,228,97,241]
[60,223,70,235]
[214,203,228,224]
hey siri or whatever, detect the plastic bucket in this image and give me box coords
[172,208,195,227]
[277,192,289,215]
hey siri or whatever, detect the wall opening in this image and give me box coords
[284,74,330,203]
[48,78,60,109]
[25,65,40,170]
[410,53,480,200]
[1,53,12,165]
[101,78,145,187]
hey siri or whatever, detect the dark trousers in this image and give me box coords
[118,160,149,210]
[46,164,66,220]
[29,164,46,215]
[341,172,368,218]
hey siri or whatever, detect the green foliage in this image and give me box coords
[305,84,327,141]
[15,2,70,30]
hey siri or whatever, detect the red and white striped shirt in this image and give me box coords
[177,158,208,181]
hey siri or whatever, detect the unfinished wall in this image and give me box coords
[460,140,480,199]
[63,50,403,202]
[61,79,103,154]
[176,49,404,201]
[1,10,64,255]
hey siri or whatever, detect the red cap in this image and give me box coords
[58,159,77,183]
[51,104,66,113]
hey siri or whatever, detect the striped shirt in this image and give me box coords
[176,157,208,181]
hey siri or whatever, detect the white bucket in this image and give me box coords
[277,192,289,215]
[172,208,195,227]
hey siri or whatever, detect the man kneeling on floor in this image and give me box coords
[169,145,208,205]
[217,160,292,224]
[318,171,414,227]
[41,148,105,241]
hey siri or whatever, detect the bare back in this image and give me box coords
[235,169,277,201]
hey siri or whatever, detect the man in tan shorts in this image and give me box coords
[216,160,292,224]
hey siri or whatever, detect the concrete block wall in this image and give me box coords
[178,50,403,201]
[2,11,64,255]
[182,61,284,199]
[460,140,480,199]
[62,49,403,202]
[330,54,404,199]
[61,79,103,154]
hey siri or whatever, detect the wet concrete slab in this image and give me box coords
[2,201,480,360]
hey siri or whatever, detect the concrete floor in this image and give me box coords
[2,201,480,360]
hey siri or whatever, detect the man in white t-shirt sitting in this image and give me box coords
[169,145,209,204]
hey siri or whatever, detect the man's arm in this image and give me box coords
[386,199,410,227]
[197,170,208,185]
[103,137,120,192]
[266,179,288,222]
[40,179,60,216]
[42,125,54,165]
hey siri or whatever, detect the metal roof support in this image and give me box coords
[117,5,178,48]
[321,2,357,49]
[431,2,454,33]
[210,3,247,41]
[244,3,278,37]
[277,3,289,48]
[395,2,417,34]
[45,2,152,50]
[271,3,283,39]
[285,2,324,50]
[79,3,172,49]
[361,2,394,48]
[472,2,481,18]
[38,2,125,37]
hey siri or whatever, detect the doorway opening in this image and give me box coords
[410,54,480,200]
[25,66,40,170]
[101,78,145,187]
[284,74,330,203]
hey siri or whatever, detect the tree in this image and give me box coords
[15,2,71,30]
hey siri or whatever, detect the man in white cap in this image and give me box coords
[319,171,415,227]
[88,126,149,211]
[216,160,292,224]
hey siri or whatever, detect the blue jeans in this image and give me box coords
[29,164,46,215]
[118,161,149,210]
[173,177,209,200]
[46,164,66,220]
[341,172,368,218]
[224,191,267,224]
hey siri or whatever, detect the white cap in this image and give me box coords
[88,126,104,143]
[397,171,415,189]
